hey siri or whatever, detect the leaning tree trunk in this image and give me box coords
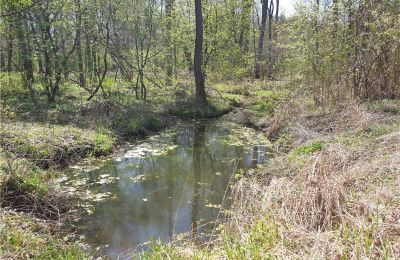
[194,0,207,105]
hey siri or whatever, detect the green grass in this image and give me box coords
[0,212,89,259]
[93,131,114,156]
[0,122,115,168]
[292,141,324,156]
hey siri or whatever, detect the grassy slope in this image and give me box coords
[141,86,400,259]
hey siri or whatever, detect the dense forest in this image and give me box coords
[0,0,399,259]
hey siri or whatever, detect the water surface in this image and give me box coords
[65,121,270,258]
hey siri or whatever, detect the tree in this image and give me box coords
[75,0,86,90]
[254,0,268,79]
[165,0,174,86]
[194,0,207,105]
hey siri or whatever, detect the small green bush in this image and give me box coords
[93,132,114,156]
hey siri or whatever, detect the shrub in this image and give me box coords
[93,132,114,156]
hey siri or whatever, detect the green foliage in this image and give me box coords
[254,100,272,113]
[292,141,324,156]
[0,73,25,97]
[93,132,114,156]
[251,91,281,114]
[278,0,400,104]
[222,93,242,107]
[127,114,165,136]
[367,99,400,115]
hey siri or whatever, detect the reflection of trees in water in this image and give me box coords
[80,122,270,253]
[192,123,205,236]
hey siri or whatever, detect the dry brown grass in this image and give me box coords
[225,103,400,259]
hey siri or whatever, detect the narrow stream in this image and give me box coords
[63,121,270,258]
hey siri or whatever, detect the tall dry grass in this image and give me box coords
[228,104,400,258]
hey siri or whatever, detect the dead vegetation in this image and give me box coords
[227,102,400,258]
[1,176,73,220]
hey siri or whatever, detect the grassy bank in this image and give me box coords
[0,152,91,258]
[141,97,400,258]
[0,209,89,259]
[0,122,114,168]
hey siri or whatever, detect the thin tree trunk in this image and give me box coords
[194,0,207,105]
[76,0,86,89]
[87,8,110,101]
[0,46,5,71]
[17,18,36,104]
[7,33,13,72]
[254,0,268,79]
[184,47,193,73]
[239,0,252,52]
[267,1,274,78]
[165,0,174,86]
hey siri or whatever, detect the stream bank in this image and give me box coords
[0,81,282,258]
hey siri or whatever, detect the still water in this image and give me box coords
[65,121,270,258]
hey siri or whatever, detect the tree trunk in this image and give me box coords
[194,0,207,105]
[7,33,13,72]
[239,0,252,52]
[76,0,86,89]
[0,46,5,71]
[16,18,36,103]
[254,0,268,79]
[184,47,193,73]
[165,0,174,86]
[267,1,274,78]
